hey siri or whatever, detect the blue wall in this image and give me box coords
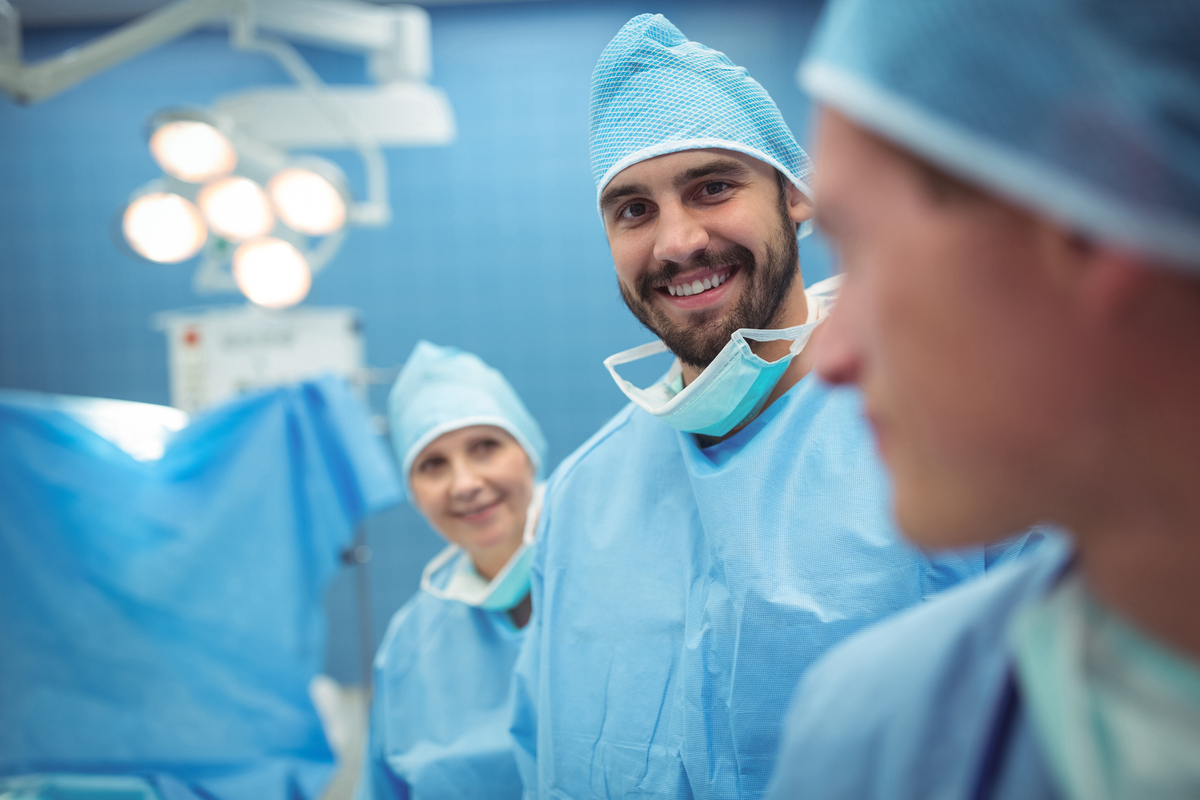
[0,0,833,684]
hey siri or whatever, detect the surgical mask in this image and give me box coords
[1011,573,1200,800]
[604,283,832,437]
[421,483,544,612]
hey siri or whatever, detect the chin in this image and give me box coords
[893,511,960,550]
[891,491,995,551]
[897,496,1017,554]
[468,529,505,552]
[474,520,520,551]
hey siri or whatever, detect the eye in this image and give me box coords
[700,181,730,197]
[619,201,649,220]
[470,438,501,457]
[416,455,447,474]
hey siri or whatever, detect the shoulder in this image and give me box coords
[533,402,686,562]
[543,402,674,493]
[770,538,1072,800]
[799,536,1069,699]
[372,589,450,679]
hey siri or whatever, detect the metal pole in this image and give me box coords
[348,525,375,692]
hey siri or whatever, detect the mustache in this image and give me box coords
[635,245,756,300]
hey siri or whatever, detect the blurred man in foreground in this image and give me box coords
[768,1,1200,798]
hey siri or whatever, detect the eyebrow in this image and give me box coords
[599,181,651,213]
[599,157,753,214]
[671,158,751,190]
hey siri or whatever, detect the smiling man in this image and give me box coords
[765,0,1200,798]
[508,14,1030,800]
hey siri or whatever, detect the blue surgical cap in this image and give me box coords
[590,14,813,213]
[800,0,1200,265]
[388,341,547,493]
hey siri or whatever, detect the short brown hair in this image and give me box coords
[903,150,985,205]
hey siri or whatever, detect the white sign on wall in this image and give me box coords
[156,305,365,414]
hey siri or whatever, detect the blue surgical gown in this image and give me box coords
[766,536,1073,800]
[511,373,1008,799]
[0,379,401,799]
[357,549,526,800]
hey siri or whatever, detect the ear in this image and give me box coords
[785,182,815,225]
[1085,251,1152,324]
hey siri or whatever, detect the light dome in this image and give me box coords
[268,167,348,236]
[122,193,207,263]
[198,176,275,242]
[232,237,312,309]
[149,120,237,183]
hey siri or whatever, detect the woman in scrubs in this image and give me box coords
[356,340,547,800]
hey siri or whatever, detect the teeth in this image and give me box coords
[666,270,730,297]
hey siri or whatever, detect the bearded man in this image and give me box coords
[510,14,1036,799]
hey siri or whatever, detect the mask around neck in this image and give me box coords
[1011,572,1200,800]
[604,277,839,437]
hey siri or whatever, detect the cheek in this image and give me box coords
[876,222,1067,486]
[412,482,452,527]
[494,454,534,507]
[609,227,657,281]
[609,234,644,281]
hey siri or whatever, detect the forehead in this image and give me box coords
[418,424,513,456]
[814,111,912,195]
[812,109,937,235]
[619,148,770,181]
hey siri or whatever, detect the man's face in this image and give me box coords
[601,149,813,368]
[812,110,1095,548]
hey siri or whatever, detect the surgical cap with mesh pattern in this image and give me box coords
[800,0,1200,265]
[388,341,547,496]
[590,13,813,214]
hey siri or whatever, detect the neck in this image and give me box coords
[1072,358,1200,662]
[1080,520,1200,663]
[470,537,521,582]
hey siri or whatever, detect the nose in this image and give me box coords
[815,279,865,386]
[449,458,485,501]
[653,201,709,266]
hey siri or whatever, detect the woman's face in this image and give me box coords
[409,425,535,579]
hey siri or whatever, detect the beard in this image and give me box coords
[618,204,800,369]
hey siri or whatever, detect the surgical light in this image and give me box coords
[233,237,312,309]
[149,119,238,184]
[268,167,348,236]
[197,176,274,242]
[122,193,207,264]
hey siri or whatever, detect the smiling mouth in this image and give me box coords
[659,266,737,298]
[455,499,501,521]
